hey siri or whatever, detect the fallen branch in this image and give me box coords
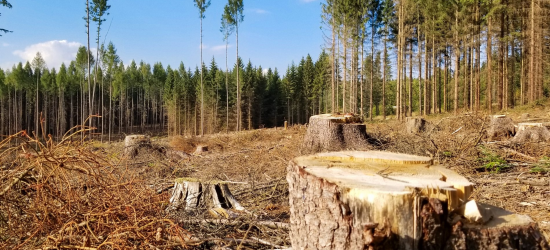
[184,218,290,230]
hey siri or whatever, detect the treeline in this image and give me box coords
[322,0,550,120]
[0,44,334,139]
[2,0,550,139]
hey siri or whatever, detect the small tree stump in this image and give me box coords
[194,145,208,154]
[124,135,152,157]
[168,178,245,214]
[487,115,516,140]
[405,117,427,134]
[512,123,550,143]
[287,151,547,250]
[302,114,368,153]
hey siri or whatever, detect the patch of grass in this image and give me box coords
[477,146,510,173]
[531,156,550,173]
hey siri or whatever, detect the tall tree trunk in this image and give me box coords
[225,40,229,133]
[424,38,433,115]
[343,23,347,114]
[408,41,412,116]
[475,1,481,111]
[432,34,436,114]
[529,0,535,103]
[236,20,241,131]
[454,8,460,115]
[418,26,422,116]
[382,32,387,120]
[487,15,493,112]
[498,8,505,110]
[369,27,374,120]
[200,17,204,136]
[331,18,335,113]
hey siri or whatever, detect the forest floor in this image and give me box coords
[3,101,550,249]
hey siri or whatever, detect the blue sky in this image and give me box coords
[0,0,325,74]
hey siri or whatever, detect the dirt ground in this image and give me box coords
[3,102,550,249]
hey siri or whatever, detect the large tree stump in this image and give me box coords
[287,151,548,250]
[487,115,516,140]
[123,135,152,157]
[511,123,550,143]
[302,114,369,153]
[405,117,428,134]
[168,178,245,216]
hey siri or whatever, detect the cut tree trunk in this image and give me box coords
[487,115,516,140]
[287,151,548,250]
[512,123,550,143]
[302,114,369,153]
[168,178,245,215]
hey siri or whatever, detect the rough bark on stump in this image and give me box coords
[287,151,548,250]
[487,115,516,140]
[302,114,369,153]
[511,123,550,143]
[405,117,428,134]
[194,145,208,154]
[124,135,152,157]
[123,135,189,161]
[168,178,245,214]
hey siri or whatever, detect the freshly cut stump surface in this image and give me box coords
[302,114,368,153]
[287,151,548,250]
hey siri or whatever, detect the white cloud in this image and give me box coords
[2,43,9,47]
[210,44,232,52]
[262,68,268,76]
[13,40,83,69]
[301,0,318,3]
[249,8,268,14]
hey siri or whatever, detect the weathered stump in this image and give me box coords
[511,123,550,143]
[302,114,369,153]
[287,151,548,250]
[405,117,427,134]
[194,145,208,154]
[123,135,152,157]
[168,178,245,216]
[487,115,516,140]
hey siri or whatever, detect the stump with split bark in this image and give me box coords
[405,117,427,134]
[287,151,548,250]
[168,178,245,216]
[512,123,550,143]
[487,115,516,140]
[302,114,369,153]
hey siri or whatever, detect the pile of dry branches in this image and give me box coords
[0,126,193,250]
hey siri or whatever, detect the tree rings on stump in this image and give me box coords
[287,151,547,249]
[302,114,369,153]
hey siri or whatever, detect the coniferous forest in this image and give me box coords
[1,0,550,140]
